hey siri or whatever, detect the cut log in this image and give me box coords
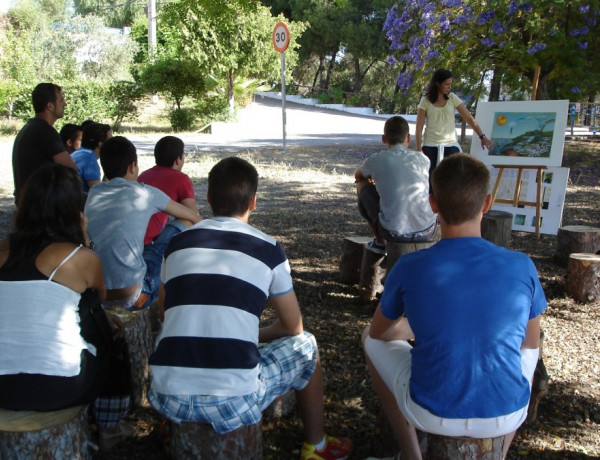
[386,240,437,275]
[340,236,372,285]
[0,405,91,460]
[263,390,296,419]
[420,432,505,460]
[386,225,441,274]
[170,421,262,460]
[555,225,600,267]
[108,307,153,407]
[359,246,386,300]
[565,253,600,302]
[481,210,513,248]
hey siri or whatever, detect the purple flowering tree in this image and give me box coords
[384,0,600,101]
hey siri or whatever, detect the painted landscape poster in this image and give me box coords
[471,100,569,167]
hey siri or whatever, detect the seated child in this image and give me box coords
[85,136,200,310]
[138,136,199,296]
[355,116,437,254]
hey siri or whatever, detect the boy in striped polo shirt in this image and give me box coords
[148,157,352,460]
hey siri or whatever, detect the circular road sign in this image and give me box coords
[272,22,290,53]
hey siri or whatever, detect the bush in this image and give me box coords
[196,95,230,124]
[169,108,195,132]
[345,94,362,107]
[108,81,143,132]
[331,86,344,104]
[317,92,330,104]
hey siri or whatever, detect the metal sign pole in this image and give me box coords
[272,22,290,153]
[281,51,287,152]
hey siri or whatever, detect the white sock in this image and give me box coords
[314,436,327,451]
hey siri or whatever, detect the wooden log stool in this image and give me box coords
[263,390,296,419]
[359,246,387,300]
[419,432,505,459]
[372,414,505,459]
[339,236,372,285]
[481,210,513,248]
[107,307,153,407]
[0,405,91,460]
[554,225,600,267]
[169,420,262,460]
[386,225,441,274]
[565,253,600,302]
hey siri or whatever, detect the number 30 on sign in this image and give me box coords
[272,22,290,53]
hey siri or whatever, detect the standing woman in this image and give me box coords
[0,164,132,451]
[416,69,494,177]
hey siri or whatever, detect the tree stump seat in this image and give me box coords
[565,253,600,302]
[385,224,441,274]
[263,389,296,419]
[481,210,513,248]
[169,420,262,460]
[554,225,600,267]
[359,246,387,300]
[372,412,505,459]
[106,307,153,407]
[419,432,506,459]
[0,405,91,460]
[339,236,372,285]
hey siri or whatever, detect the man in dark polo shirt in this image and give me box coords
[12,83,77,203]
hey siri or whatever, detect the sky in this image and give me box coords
[0,0,15,14]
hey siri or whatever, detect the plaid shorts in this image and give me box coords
[147,331,317,433]
[94,395,131,428]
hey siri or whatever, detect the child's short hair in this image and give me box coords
[431,154,490,224]
[59,123,82,146]
[207,157,258,217]
[82,123,111,150]
[100,136,137,180]
[154,136,184,167]
[384,116,409,145]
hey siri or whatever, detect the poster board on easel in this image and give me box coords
[470,100,569,236]
[487,166,569,235]
[470,100,569,166]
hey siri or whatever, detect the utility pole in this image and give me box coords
[147,0,157,55]
[147,0,158,103]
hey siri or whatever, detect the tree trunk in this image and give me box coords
[323,48,338,90]
[227,70,235,118]
[534,73,549,100]
[312,55,324,93]
[353,57,362,93]
[489,66,502,101]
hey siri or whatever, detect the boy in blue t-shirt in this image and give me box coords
[363,154,546,459]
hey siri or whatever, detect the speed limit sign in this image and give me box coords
[272,22,290,53]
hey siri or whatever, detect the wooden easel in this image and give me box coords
[489,66,547,239]
[489,165,547,238]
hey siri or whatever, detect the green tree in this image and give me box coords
[384,0,600,101]
[159,0,304,116]
[140,56,206,110]
[72,0,143,28]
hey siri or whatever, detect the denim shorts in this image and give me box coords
[147,331,317,433]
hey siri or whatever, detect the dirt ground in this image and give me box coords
[0,137,599,459]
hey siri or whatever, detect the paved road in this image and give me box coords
[129,96,391,155]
